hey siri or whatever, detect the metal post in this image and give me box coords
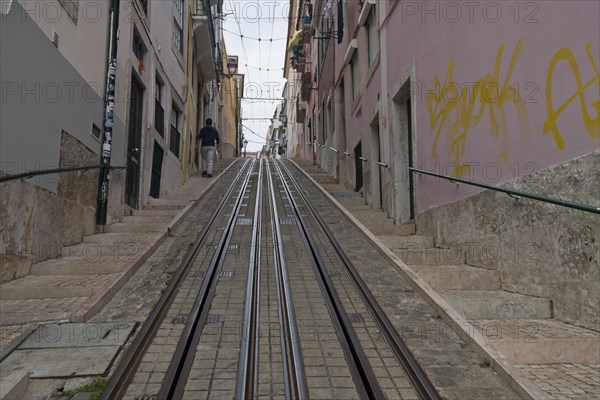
[96,0,120,225]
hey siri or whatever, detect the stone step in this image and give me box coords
[336,197,366,206]
[0,370,30,400]
[82,233,156,244]
[469,319,600,364]
[393,247,466,266]
[142,201,188,210]
[132,209,179,217]
[352,211,394,225]
[366,224,416,236]
[0,274,115,299]
[411,265,501,290]
[0,298,86,325]
[61,242,148,260]
[105,223,165,234]
[439,290,552,320]
[344,204,372,211]
[377,235,434,249]
[121,215,173,224]
[325,186,351,194]
[30,258,122,275]
[331,190,362,197]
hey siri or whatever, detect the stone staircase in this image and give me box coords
[0,212,180,327]
[0,160,233,328]
[293,158,600,398]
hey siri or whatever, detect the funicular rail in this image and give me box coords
[279,160,442,400]
[98,159,252,400]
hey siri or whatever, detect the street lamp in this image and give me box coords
[243,139,248,158]
[227,57,238,77]
[228,64,236,77]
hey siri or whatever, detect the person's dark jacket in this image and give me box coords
[198,126,220,147]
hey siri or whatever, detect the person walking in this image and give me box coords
[197,118,220,177]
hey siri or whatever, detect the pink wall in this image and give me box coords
[384,1,599,212]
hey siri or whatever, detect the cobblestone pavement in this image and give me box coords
[286,160,520,399]
[276,164,419,400]
[182,161,260,400]
[521,364,600,399]
[271,166,361,400]
[119,161,252,400]
[20,158,520,399]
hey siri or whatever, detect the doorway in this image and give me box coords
[354,141,363,192]
[336,81,347,185]
[125,75,144,209]
[150,141,163,198]
[392,80,415,222]
[370,114,382,209]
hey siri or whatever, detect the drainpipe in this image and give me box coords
[96,0,120,225]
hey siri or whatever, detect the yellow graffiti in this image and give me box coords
[544,42,600,150]
[427,37,530,177]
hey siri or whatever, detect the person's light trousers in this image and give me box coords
[201,146,216,174]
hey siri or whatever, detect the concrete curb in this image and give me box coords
[0,324,36,363]
[0,370,30,400]
[70,159,240,323]
[290,159,546,400]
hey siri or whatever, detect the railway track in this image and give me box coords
[100,158,440,400]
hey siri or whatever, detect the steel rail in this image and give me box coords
[158,159,257,399]
[281,160,442,400]
[266,160,310,400]
[98,158,250,400]
[236,159,264,400]
[272,160,385,400]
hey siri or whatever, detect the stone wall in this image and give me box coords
[416,152,600,331]
[57,132,98,244]
[0,132,98,283]
[0,178,61,282]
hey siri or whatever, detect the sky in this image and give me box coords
[222,0,290,152]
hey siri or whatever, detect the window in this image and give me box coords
[170,106,182,158]
[59,0,79,24]
[133,31,145,62]
[351,52,359,100]
[326,99,332,143]
[92,123,101,139]
[321,99,326,143]
[138,0,148,15]
[154,78,164,136]
[366,8,378,67]
[317,14,332,80]
[173,0,184,53]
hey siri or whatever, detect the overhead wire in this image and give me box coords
[223,1,288,148]
[222,28,287,41]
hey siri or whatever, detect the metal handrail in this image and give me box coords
[409,167,600,215]
[330,147,338,153]
[0,165,126,183]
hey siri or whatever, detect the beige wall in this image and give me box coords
[219,49,239,159]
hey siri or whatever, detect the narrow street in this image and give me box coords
[1,0,599,399]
